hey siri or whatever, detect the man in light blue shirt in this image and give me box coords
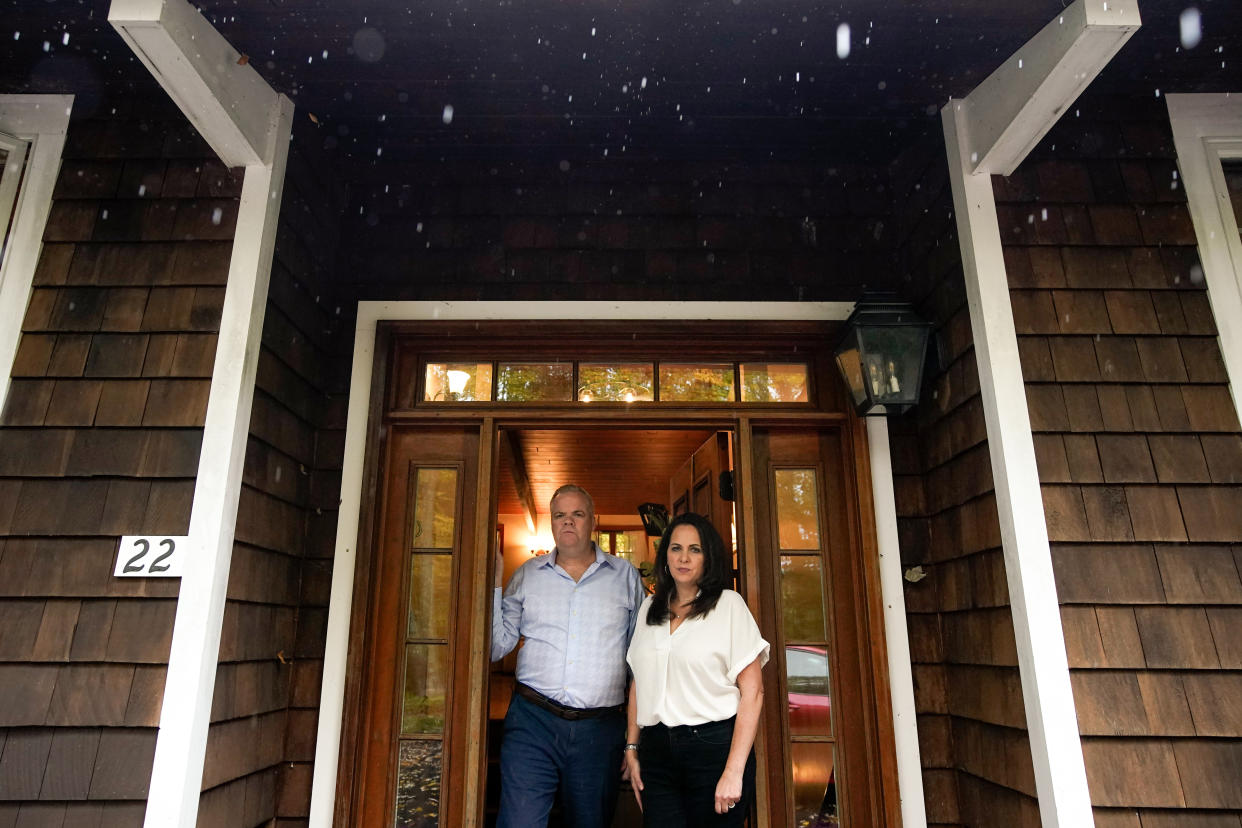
[492,483,646,827]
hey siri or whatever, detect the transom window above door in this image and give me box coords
[421,359,810,404]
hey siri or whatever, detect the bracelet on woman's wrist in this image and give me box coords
[624,743,639,751]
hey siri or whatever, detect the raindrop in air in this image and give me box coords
[836,23,850,59]
[211,208,223,226]
[1180,8,1202,49]
[353,27,385,62]
[442,105,454,124]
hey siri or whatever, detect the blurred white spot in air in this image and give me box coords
[211,208,223,226]
[1190,263,1204,284]
[442,105,454,124]
[12,32,19,40]
[1018,58,1023,69]
[559,160,570,172]
[641,77,647,89]
[1180,7,1202,49]
[878,80,887,90]
[836,23,850,59]
[353,27,385,63]
[138,185,146,197]
[591,27,596,36]
[322,50,329,59]
[416,222,424,232]
[796,71,801,82]
[101,209,109,220]
[42,40,50,52]
[62,32,69,45]
[1155,89,1161,97]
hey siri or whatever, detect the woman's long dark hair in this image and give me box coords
[646,512,729,626]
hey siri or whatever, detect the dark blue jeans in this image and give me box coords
[637,717,754,827]
[497,693,625,828]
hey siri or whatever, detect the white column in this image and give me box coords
[866,415,928,828]
[943,103,1095,827]
[142,97,294,827]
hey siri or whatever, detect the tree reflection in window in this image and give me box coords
[496,362,572,401]
[660,363,735,401]
[578,363,654,402]
[740,363,809,402]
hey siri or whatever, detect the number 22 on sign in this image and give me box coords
[114,536,189,578]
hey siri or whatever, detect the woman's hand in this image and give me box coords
[714,767,743,814]
[621,750,643,812]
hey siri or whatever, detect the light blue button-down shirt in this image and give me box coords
[492,544,645,708]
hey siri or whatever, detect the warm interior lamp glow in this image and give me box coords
[446,369,470,395]
[624,390,635,403]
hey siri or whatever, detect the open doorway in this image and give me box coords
[487,426,727,827]
[332,320,894,827]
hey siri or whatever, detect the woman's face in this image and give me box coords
[667,524,705,592]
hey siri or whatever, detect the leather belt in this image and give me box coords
[515,683,624,721]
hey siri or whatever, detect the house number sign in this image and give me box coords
[114,536,189,578]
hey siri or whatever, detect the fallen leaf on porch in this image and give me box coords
[903,565,927,583]
[237,54,250,65]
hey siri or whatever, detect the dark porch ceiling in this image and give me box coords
[3,0,1239,168]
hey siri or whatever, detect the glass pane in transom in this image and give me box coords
[424,362,493,402]
[496,362,573,401]
[411,468,458,550]
[659,363,734,401]
[740,362,809,402]
[774,469,821,550]
[578,362,654,402]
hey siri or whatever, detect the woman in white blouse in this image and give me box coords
[623,512,769,826]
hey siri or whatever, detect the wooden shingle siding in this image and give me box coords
[891,93,1242,826]
[195,117,349,824]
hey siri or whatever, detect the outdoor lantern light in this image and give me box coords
[833,299,932,416]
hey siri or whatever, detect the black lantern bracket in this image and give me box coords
[833,298,932,416]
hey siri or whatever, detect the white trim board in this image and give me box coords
[308,300,927,828]
[1167,93,1242,417]
[939,0,1140,824]
[104,0,297,825]
[0,94,73,417]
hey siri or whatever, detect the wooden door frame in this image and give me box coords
[310,301,912,828]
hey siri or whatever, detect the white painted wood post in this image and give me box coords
[142,97,293,827]
[943,103,1095,828]
[866,415,928,828]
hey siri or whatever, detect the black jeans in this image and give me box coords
[637,717,755,827]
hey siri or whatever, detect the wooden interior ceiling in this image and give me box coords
[496,428,718,518]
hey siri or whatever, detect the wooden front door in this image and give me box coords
[346,426,484,827]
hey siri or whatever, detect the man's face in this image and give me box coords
[550,491,596,556]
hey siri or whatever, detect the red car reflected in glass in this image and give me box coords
[786,645,831,735]
[786,645,838,827]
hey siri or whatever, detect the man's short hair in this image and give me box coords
[549,483,595,517]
